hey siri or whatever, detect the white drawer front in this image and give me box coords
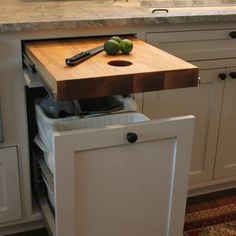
[146,29,236,61]
[49,115,195,236]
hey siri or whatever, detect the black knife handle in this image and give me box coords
[65,52,91,67]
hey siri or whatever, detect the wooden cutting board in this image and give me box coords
[24,37,199,100]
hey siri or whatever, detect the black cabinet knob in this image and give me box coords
[127,132,138,143]
[229,72,236,79]
[229,31,236,39]
[218,73,227,80]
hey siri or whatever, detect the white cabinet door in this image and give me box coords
[51,115,195,236]
[214,67,236,179]
[0,146,22,223]
[143,69,224,185]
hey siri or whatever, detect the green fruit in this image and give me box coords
[104,39,120,55]
[120,39,133,54]
[110,36,121,44]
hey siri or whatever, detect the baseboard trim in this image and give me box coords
[188,179,236,197]
[0,219,45,236]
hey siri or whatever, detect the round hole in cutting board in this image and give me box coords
[108,60,133,67]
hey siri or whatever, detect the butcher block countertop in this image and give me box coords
[24,37,198,100]
[0,0,236,32]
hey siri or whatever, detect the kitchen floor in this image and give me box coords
[7,188,236,236]
[7,228,49,236]
[186,188,236,214]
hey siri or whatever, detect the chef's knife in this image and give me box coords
[65,45,104,67]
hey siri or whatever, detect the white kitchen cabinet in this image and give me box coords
[143,69,224,185]
[21,35,198,236]
[214,67,236,179]
[0,21,234,235]
[0,29,197,236]
[23,37,197,236]
[0,146,22,224]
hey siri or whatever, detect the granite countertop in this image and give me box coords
[0,0,236,32]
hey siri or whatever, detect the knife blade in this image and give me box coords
[65,45,104,67]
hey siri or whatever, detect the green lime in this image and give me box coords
[110,36,122,44]
[104,39,120,55]
[120,39,133,54]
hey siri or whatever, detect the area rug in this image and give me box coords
[184,202,236,235]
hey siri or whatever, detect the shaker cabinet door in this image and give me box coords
[143,69,224,185]
[0,146,22,224]
[214,67,236,179]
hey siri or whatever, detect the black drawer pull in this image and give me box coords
[229,72,236,79]
[127,132,138,143]
[229,31,236,39]
[152,8,169,13]
[218,73,227,80]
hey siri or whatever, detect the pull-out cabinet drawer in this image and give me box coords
[33,108,195,236]
[23,37,198,101]
[23,36,198,236]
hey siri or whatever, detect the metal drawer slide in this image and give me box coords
[33,152,55,236]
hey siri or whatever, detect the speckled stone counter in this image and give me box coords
[0,1,235,32]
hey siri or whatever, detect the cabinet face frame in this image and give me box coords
[0,146,22,224]
[51,116,194,236]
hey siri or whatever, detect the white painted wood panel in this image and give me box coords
[214,67,236,179]
[0,146,22,224]
[0,33,35,226]
[53,115,195,236]
[143,69,224,185]
[74,140,176,236]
